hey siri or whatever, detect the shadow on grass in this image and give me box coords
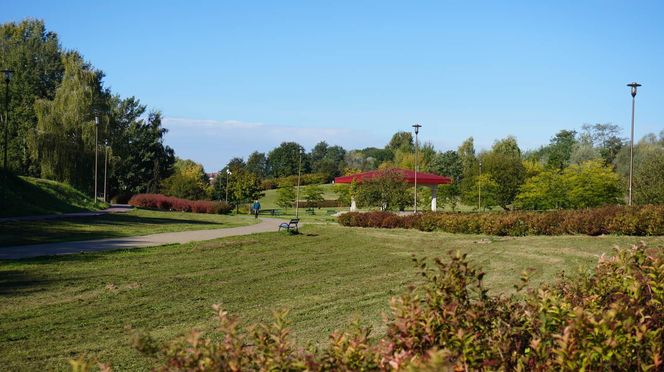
[0,214,226,248]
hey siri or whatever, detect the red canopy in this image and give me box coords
[334,168,452,185]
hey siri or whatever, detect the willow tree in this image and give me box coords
[33,52,105,193]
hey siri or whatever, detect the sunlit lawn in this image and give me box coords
[1,223,663,370]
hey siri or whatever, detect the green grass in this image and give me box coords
[259,183,339,209]
[1,224,663,370]
[0,174,107,218]
[0,209,258,247]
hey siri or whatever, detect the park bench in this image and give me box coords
[279,218,299,233]
[259,209,282,216]
[326,209,337,215]
[305,208,315,215]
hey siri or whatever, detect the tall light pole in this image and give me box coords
[225,168,231,202]
[627,82,641,206]
[412,124,421,213]
[478,160,482,211]
[94,116,99,202]
[2,69,12,203]
[2,69,12,172]
[103,139,109,203]
[295,150,302,218]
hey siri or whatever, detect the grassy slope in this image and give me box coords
[0,175,105,217]
[1,224,663,370]
[0,209,259,247]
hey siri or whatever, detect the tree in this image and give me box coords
[514,170,567,210]
[246,151,267,179]
[276,186,296,212]
[310,142,346,181]
[267,142,305,178]
[33,52,104,193]
[356,169,410,211]
[480,136,526,210]
[563,160,622,208]
[108,104,175,195]
[1,19,65,175]
[303,185,325,208]
[161,159,211,200]
[431,150,463,209]
[461,173,498,211]
[546,130,577,170]
[228,169,263,206]
[633,148,664,205]
[386,131,414,154]
[581,123,625,165]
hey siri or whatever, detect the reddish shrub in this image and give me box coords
[337,206,664,236]
[128,194,232,214]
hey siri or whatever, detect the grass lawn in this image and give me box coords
[1,224,663,370]
[0,209,258,247]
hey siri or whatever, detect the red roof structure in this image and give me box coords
[334,168,452,185]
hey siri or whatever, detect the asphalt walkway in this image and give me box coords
[0,217,288,260]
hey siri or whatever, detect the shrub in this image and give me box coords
[128,194,232,214]
[109,245,663,371]
[337,205,664,236]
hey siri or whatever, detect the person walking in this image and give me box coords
[251,200,261,218]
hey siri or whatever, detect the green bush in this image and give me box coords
[97,245,663,371]
[337,205,664,236]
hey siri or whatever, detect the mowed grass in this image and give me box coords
[0,209,258,247]
[2,225,663,371]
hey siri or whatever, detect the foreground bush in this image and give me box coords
[128,194,233,214]
[90,245,663,371]
[338,205,664,236]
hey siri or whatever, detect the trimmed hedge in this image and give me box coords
[293,199,344,208]
[128,194,233,214]
[337,205,664,236]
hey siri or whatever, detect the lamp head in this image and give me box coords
[627,82,642,98]
[2,69,13,83]
[95,116,100,126]
[412,123,422,135]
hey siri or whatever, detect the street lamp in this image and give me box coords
[94,116,99,202]
[295,149,303,218]
[478,160,482,211]
[225,168,231,202]
[626,82,641,206]
[103,139,109,202]
[412,124,421,213]
[2,69,12,202]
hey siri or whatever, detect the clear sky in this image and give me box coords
[3,1,663,171]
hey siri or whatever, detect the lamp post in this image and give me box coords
[2,69,12,172]
[412,124,421,213]
[295,150,302,218]
[225,168,231,202]
[94,116,99,202]
[626,82,641,206]
[2,69,12,202]
[478,160,482,211]
[103,139,108,202]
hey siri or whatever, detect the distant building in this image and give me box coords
[207,172,218,185]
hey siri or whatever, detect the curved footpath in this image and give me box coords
[0,217,289,260]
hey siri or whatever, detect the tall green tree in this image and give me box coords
[303,184,325,208]
[267,142,305,178]
[246,151,267,179]
[546,130,577,170]
[480,136,526,210]
[633,147,664,205]
[161,158,211,200]
[386,131,414,154]
[1,19,64,175]
[32,52,104,193]
[356,169,410,211]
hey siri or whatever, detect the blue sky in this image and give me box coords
[4,1,663,171]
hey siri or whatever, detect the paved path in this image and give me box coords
[0,204,134,223]
[0,217,288,260]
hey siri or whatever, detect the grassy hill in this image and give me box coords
[0,174,105,217]
[259,183,340,209]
